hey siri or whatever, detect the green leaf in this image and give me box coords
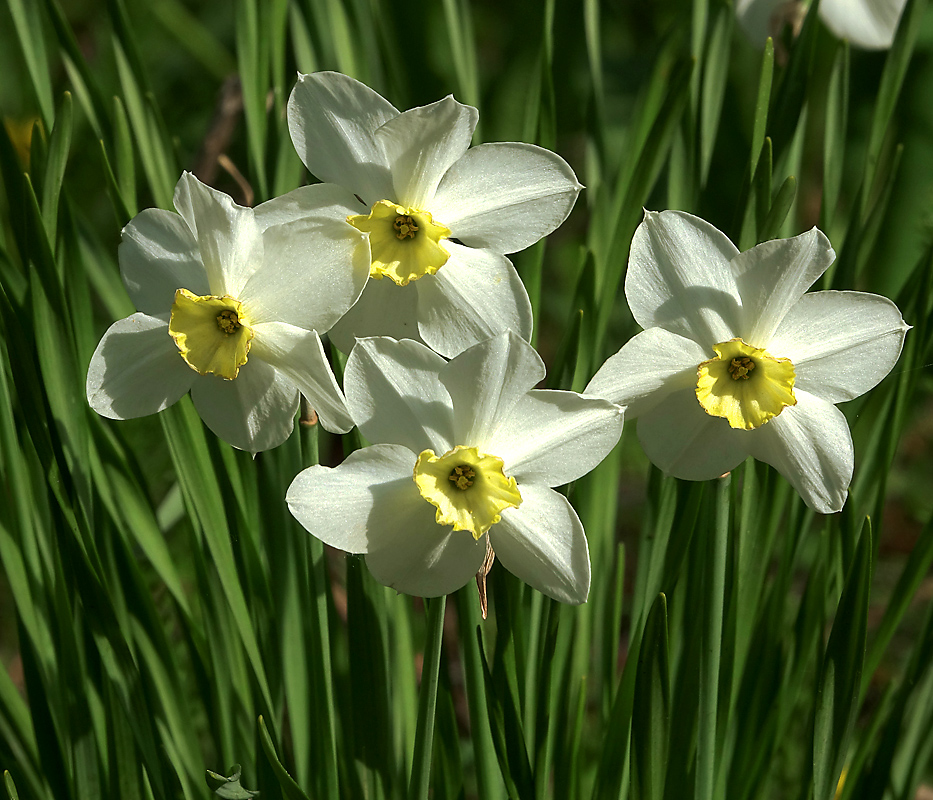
[631,593,670,800]
[820,42,848,232]
[4,770,20,800]
[40,92,72,241]
[758,175,796,243]
[6,0,55,129]
[257,718,312,800]
[750,39,774,178]
[408,595,447,800]
[812,522,872,800]
[206,764,261,799]
[698,3,733,187]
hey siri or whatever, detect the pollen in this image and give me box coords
[449,464,476,490]
[216,309,241,335]
[394,215,419,240]
[728,356,755,380]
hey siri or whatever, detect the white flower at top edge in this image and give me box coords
[86,172,371,453]
[285,71,584,359]
[584,209,909,514]
[286,331,624,603]
[736,0,907,50]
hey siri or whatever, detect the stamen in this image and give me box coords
[216,309,241,335]
[728,356,755,380]
[449,464,476,490]
[394,215,419,240]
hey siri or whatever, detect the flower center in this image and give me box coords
[696,338,796,430]
[347,199,451,286]
[448,464,476,490]
[413,445,522,539]
[169,288,254,380]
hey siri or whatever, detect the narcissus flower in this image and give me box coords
[286,71,583,358]
[87,172,370,452]
[737,0,907,50]
[585,210,908,513]
[287,332,624,603]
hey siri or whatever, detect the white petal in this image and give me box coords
[286,71,397,204]
[745,390,853,513]
[240,199,370,332]
[189,359,298,453]
[252,182,367,230]
[328,278,422,353]
[172,172,263,298]
[767,291,908,403]
[344,337,455,454]
[415,241,533,358]
[626,210,741,349]
[820,0,906,49]
[439,330,545,446]
[86,313,193,419]
[488,390,623,487]
[733,228,835,346]
[373,95,478,209]
[637,389,750,480]
[119,209,206,314]
[584,327,708,418]
[431,142,583,254]
[366,522,488,598]
[251,323,353,434]
[286,444,417,553]
[490,486,590,605]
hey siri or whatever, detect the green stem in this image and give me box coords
[408,595,446,800]
[696,473,731,800]
[456,589,502,800]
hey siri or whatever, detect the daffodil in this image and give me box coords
[585,210,908,513]
[86,172,371,452]
[286,71,583,358]
[286,331,624,602]
[737,0,906,50]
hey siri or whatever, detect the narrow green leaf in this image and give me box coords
[820,42,849,232]
[6,0,55,129]
[150,0,236,79]
[477,624,534,800]
[860,0,928,216]
[631,593,670,800]
[257,718,311,800]
[695,474,730,800]
[750,39,774,177]
[813,522,873,800]
[408,596,447,800]
[41,92,72,241]
[456,589,503,800]
[4,771,21,800]
[758,175,796,243]
[698,4,733,187]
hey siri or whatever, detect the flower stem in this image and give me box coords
[696,472,731,800]
[408,595,446,800]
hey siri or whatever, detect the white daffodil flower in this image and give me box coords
[737,0,906,50]
[585,210,909,514]
[285,71,583,358]
[87,172,371,453]
[286,331,623,603]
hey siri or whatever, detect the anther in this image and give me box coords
[394,215,419,240]
[448,465,475,490]
[216,309,241,335]
[728,356,755,380]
